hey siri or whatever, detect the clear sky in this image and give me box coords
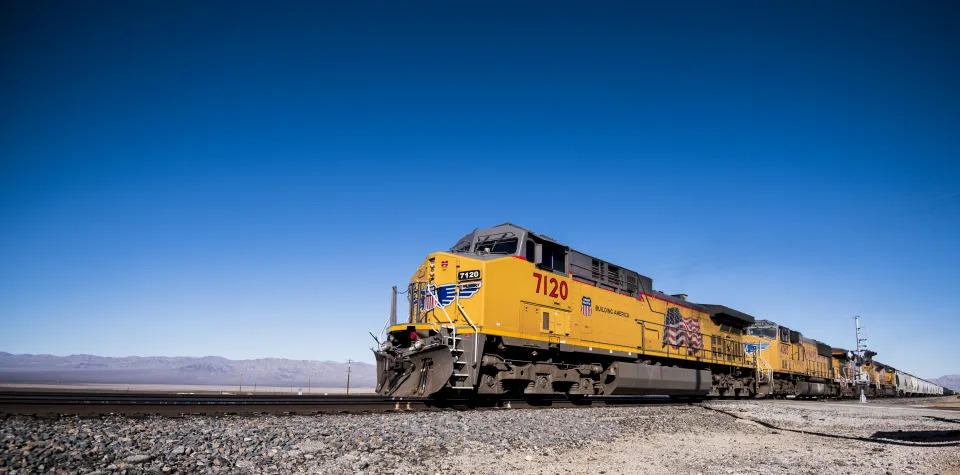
[1,1,958,379]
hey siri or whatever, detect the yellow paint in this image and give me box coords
[830,355,855,382]
[742,330,833,379]
[389,252,754,368]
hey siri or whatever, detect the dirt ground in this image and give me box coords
[0,394,957,474]
[481,397,960,475]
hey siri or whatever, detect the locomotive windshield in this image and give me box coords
[474,232,518,254]
[747,326,777,339]
[449,230,521,255]
[451,236,473,252]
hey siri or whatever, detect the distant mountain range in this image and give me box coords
[0,352,375,388]
[2,351,952,394]
[932,374,960,392]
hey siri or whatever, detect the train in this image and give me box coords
[373,223,944,400]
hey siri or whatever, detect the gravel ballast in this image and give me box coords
[1,398,958,474]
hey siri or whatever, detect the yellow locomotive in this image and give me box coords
[741,321,837,397]
[373,224,943,399]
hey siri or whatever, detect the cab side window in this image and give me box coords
[539,241,567,273]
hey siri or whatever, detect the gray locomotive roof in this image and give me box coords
[832,348,851,359]
[460,223,658,286]
[695,304,756,326]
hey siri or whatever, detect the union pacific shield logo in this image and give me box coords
[422,282,482,310]
[743,342,770,355]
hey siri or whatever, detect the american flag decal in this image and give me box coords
[419,282,482,311]
[581,297,592,316]
[422,292,436,311]
[662,307,703,354]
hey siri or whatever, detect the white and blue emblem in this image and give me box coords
[422,282,482,310]
[743,342,770,355]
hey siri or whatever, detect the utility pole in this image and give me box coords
[346,359,352,395]
[239,372,243,393]
[308,375,311,395]
[854,316,867,404]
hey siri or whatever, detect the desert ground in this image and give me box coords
[1,395,958,474]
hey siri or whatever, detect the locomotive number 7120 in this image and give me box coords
[533,272,568,300]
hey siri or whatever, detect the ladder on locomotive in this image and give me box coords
[754,351,773,392]
[425,285,474,391]
[443,326,472,390]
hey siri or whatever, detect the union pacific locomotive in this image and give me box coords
[373,224,943,400]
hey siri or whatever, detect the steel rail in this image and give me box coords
[0,391,686,417]
[0,391,434,416]
[0,392,410,403]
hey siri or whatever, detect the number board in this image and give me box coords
[458,270,481,281]
[532,272,568,300]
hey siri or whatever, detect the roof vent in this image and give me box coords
[671,294,688,301]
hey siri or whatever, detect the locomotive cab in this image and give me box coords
[450,224,570,273]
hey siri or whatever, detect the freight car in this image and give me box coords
[373,223,944,400]
[892,369,943,397]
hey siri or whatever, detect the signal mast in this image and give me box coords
[854,316,868,403]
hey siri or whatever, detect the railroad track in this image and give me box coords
[0,391,681,417]
[0,391,434,416]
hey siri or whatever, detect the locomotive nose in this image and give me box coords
[373,252,470,398]
[407,253,468,325]
[375,343,455,397]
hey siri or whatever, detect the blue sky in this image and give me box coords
[1,1,958,378]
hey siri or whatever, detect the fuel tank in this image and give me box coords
[796,381,836,397]
[601,362,712,396]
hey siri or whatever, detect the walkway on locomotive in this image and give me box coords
[390,223,757,369]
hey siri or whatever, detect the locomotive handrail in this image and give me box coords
[455,290,480,367]
[409,282,445,334]
[754,352,759,393]
[642,319,739,366]
[639,321,645,353]
[754,350,773,393]
[716,334,743,365]
[646,321,709,365]
[426,285,456,332]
